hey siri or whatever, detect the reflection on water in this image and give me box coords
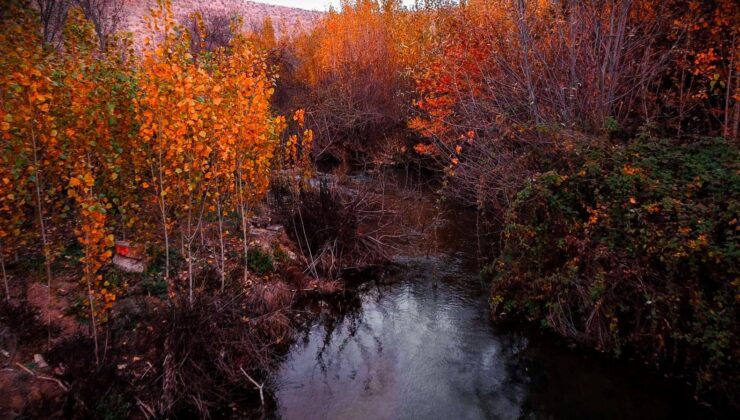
[277,254,532,420]
[273,174,702,420]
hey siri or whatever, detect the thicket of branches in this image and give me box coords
[268,0,737,205]
[406,0,739,209]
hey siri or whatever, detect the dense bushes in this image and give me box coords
[275,0,420,163]
[409,0,739,210]
[488,137,739,404]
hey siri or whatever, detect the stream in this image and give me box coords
[270,172,703,420]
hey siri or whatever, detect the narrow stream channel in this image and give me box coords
[272,173,703,420]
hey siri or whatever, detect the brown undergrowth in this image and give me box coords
[0,215,347,418]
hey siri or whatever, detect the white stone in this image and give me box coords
[113,254,147,273]
[33,354,48,369]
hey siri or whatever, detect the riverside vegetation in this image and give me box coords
[0,0,738,418]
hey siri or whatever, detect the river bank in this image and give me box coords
[268,171,716,419]
[0,168,729,419]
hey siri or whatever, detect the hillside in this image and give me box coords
[122,0,323,38]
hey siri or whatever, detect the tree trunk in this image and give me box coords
[0,240,9,301]
[236,160,250,282]
[30,125,53,346]
[85,243,100,368]
[724,34,736,140]
[217,197,226,291]
[154,120,170,280]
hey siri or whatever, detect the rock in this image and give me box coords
[113,254,147,273]
[33,354,48,369]
[249,215,271,228]
[284,249,297,261]
[248,227,282,253]
[266,224,284,234]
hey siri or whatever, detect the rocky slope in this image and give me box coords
[121,0,322,39]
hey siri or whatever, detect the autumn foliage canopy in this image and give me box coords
[0,0,311,319]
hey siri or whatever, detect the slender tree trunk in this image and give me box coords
[199,222,205,248]
[85,242,100,367]
[180,230,185,260]
[236,160,249,281]
[30,125,53,345]
[161,334,175,414]
[185,188,208,305]
[0,240,9,301]
[724,34,736,139]
[677,63,687,138]
[287,167,318,279]
[516,0,540,124]
[186,194,194,306]
[605,1,630,120]
[296,204,318,279]
[217,197,226,291]
[154,119,170,279]
[186,238,193,304]
[160,201,169,278]
[733,88,740,141]
[241,205,249,282]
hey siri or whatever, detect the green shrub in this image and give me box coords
[247,248,274,275]
[488,137,739,403]
[142,279,168,297]
[94,393,131,420]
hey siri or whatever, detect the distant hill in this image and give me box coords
[121,0,323,39]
